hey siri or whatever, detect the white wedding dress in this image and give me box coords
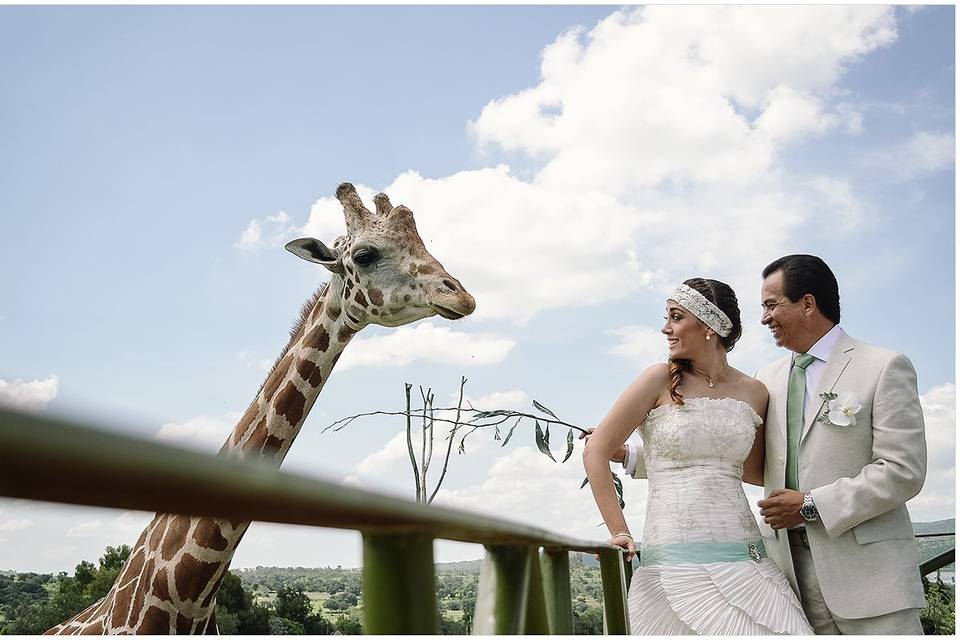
[628,397,812,635]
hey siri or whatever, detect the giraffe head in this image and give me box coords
[286,182,475,328]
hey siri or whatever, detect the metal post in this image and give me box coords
[598,548,629,634]
[524,548,550,634]
[362,532,438,634]
[472,545,533,634]
[538,548,573,634]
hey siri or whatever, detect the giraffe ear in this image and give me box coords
[285,238,344,274]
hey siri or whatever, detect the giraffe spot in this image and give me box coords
[274,381,306,427]
[337,326,354,343]
[303,325,330,352]
[147,515,167,549]
[404,294,411,303]
[177,613,194,634]
[127,579,147,627]
[409,283,416,290]
[193,519,230,552]
[161,515,191,561]
[370,308,379,316]
[297,357,320,386]
[119,547,145,583]
[310,299,324,321]
[368,287,384,306]
[326,303,341,320]
[175,553,222,604]
[345,279,354,293]
[112,584,134,627]
[86,620,104,634]
[417,263,436,275]
[141,605,170,634]
[244,420,268,454]
[353,289,368,307]
[262,353,293,403]
[200,573,227,609]
[153,567,171,602]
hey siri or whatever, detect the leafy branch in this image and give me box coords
[325,377,624,508]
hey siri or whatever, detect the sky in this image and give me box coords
[0,5,955,574]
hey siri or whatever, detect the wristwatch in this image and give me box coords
[800,492,819,522]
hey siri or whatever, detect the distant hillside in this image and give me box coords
[914,519,955,536]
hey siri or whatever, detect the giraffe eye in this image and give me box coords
[352,247,380,268]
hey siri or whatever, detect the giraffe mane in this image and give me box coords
[253,282,329,400]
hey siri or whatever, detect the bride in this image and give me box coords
[583,278,813,635]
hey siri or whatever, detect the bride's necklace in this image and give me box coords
[690,364,730,389]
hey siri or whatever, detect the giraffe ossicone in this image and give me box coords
[48,182,475,635]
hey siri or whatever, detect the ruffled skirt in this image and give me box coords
[627,558,813,635]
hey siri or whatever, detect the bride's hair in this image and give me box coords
[668,278,743,405]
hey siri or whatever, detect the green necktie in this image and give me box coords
[786,353,816,491]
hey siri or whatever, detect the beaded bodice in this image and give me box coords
[639,397,763,547]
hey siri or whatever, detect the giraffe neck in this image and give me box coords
[220,277,357,467]
[50,279,361,635]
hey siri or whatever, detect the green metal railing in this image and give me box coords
[0,407,630,634]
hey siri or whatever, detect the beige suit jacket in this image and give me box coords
[756,332,927,619]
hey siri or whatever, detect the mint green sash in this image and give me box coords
[640,539,767,566]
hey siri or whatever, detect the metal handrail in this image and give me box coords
[0,406,630,633]
[919,549,955,577]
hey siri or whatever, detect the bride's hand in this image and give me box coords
[607,532,636,561]
[579,427,626,464]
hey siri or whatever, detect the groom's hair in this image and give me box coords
[762,254,841,324]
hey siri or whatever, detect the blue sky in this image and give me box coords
[0,5,954,573]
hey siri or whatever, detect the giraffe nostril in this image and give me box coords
[441,279,459,293]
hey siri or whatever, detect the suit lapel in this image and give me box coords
[773,358,790,440]
[802,335,855,439]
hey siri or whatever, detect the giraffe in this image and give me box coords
[47,182,476,634]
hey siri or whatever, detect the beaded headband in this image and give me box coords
[669,284,733,338]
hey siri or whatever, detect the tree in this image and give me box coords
[333,613,362,635]
[275,584,312,624]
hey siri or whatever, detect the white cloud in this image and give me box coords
[247,7,897,325]
[238,350,274,372]
[0,376,58,412]
[863,131,955,180]
[338,322,516,370]
[0,519,31,533]
[908,383,955,522]
[433,446,647,542]
[155,411,241,451]
[804,175,864,232]
[355,430,411,476]
[607,325,668,365]
[65,512,150,540]
[235,211,299,251]
[465,390,529,412]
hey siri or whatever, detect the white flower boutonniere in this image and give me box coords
[817,391,863,426]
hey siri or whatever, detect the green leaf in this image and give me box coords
[562,428,574,463]
[501,419,521,447]
[533,400,559,419]
[612,472,625,509]
[580,476,589,489]
[535,420,556,462]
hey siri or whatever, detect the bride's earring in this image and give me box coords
[706,334,711,341]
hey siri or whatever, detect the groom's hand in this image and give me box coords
[758,489,805,529]
[579,428,626,464]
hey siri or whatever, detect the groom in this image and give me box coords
[754,254,927,634]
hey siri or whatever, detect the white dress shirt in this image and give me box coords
[799,324,845,425]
